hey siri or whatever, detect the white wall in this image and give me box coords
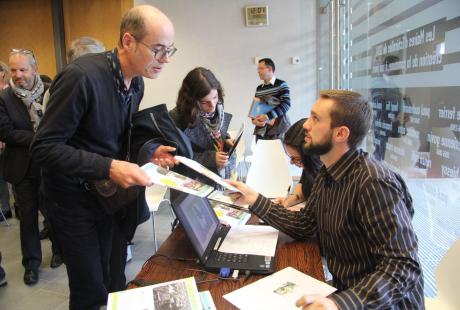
[136,0,317,153]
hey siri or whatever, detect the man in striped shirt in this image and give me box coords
[231,90,424,309]
[251,58,291,140]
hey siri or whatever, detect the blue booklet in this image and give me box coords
[248,99,275,117]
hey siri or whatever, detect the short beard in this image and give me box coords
[303,135,333,156]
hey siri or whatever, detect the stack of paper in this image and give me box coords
[223,267,337,309]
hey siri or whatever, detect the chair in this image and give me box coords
[144,184,168,252]
[245,139,292,198]
[0,208,9,227]
[425,238,460,309]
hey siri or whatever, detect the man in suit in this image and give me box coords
[0,49,57,285]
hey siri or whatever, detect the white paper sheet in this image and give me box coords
[223,267,337,310]
[218,225,279,257]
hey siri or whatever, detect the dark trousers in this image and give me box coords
[13,171,42,271]
[48,195,113,310]
[108,219,128,293]
[0,178,10,212]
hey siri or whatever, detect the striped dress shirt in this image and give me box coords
[250,149,424,309]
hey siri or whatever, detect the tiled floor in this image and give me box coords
[0,201,175,310]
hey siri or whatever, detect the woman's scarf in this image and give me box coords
[199,102,225,152]
[10,74,44,131]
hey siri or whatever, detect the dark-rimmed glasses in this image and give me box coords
[130,34,177,60]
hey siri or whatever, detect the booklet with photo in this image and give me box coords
[141,162,214,198]
[223,267,337,310]
[209,201,251,226]
[248,99,275,118]
[226,123,244,158]
[107,277,202,310]
[174,156,240,193]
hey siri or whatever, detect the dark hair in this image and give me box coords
[176,67,224,127]
[259,58,275,72]
[284,118,306,149]
[320,89,372,149]
[119,8,148,47]
[283,118,322,188]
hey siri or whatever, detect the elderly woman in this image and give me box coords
[170,67,236,179]
[273,118,322,208]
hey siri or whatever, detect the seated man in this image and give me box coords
[230,90,424,309]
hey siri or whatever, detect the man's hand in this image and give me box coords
[256,114,269,122]
[0,141,5,151]
[151,145,178,168]
[295,295,338,310]
[227,180,259,205]
[272,197,286,205]
[216,151,229,168]
[251,117,266,127]
[109,159,151,188]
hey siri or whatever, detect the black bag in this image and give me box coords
[88,179,139,215]
[87,97,139,214]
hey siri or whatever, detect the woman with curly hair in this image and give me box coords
[170,67,236,178]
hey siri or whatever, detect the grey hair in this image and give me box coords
[0,61,10,84]
[67,36,106,63]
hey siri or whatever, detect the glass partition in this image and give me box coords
[337,0,460,296]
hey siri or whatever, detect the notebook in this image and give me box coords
[170,189,277,274]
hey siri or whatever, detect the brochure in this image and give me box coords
[174,156,240,193]
[141,162,214,198]
[107,277,202,310]
[223,267,337,310]
[226,123,244,158]
[210,201,251,226]
[248,99,275,118]
[199,291,217,310]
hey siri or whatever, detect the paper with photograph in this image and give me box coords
[174,156,240,193]
[141,162,214,198]
[223,267,337,310]
[211,202,251,226]
[107,277,202,310]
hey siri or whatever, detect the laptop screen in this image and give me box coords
[171,190,219,257]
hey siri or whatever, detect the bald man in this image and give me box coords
[31,5,177,309]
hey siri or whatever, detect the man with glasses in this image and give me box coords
[251,58,291,140]
[31,5,177,309]
[0,49,63,285]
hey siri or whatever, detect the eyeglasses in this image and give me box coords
[10,48,36,64]
[130,34,177,60]
[288,155,302,165]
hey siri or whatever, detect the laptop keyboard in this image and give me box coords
[215,252,249,263]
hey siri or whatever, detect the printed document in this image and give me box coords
[224,267,337,310]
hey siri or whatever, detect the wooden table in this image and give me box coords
[129,217,323,309]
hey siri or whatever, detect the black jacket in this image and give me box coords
[0,85,48,184]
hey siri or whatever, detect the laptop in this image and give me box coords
[170,189,277,274]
